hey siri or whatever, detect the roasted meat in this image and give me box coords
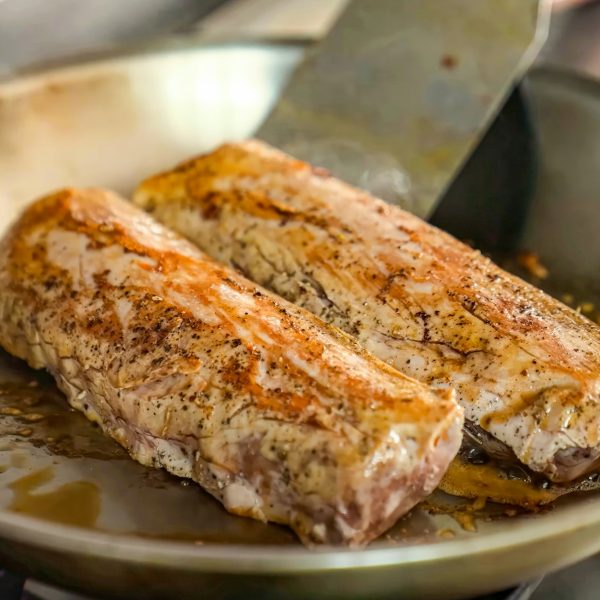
[0,188,462,546]
[135,140,600,483]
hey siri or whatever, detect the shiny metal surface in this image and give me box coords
[540,0,600,81]
[0,0,226,75]
[0,42,600,600]
[258,0,550,218]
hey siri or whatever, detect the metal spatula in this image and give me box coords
[257,0,551,220]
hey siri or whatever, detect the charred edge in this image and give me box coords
[461,420,556,489]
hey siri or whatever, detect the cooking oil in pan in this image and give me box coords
[8,465,100,528]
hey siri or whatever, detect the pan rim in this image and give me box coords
[1,41,600,579]
[2,491,600,573]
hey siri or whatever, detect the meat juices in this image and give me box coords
[0,188,462,546]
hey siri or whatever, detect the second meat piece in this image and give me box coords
[134,140,600,483]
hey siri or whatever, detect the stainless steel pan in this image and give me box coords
[0,41,600,600]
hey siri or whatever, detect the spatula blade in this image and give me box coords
[257,0,550,218]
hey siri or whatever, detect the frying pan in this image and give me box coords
[0,40,600,600]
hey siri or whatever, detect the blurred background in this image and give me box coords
[0,0,599,78]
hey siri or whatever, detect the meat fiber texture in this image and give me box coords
[0,188,462,546]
